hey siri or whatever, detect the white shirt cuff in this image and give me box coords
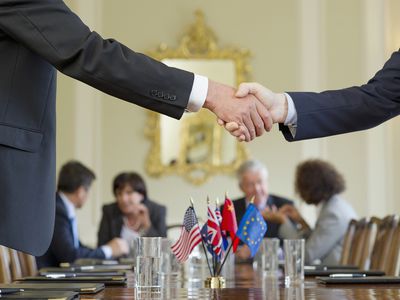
[284,93,298,125]
[283,93,298,138]
[186,74,208,112]
[101,245,113,259]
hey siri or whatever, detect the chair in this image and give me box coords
[358,217,380,270]
[17,251,37,276]
[339,219,357,265]
[347,218,369,267]
[167,223,184,241]
[8,248,22,281]
[386,221,400,276]
[0,246,12,283]
[370,215,399,273]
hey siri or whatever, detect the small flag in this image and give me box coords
[236,203,267,257]
[221,196,239,252]
[207,204,223,257]
[200,223,213,255]
[171,207,202,262]
[215,205,228,250]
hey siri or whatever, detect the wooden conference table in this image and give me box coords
[81,264,400,299]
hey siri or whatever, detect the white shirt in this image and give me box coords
[283,93,298,137]
[59,192,112,259]
[186,74,208,112]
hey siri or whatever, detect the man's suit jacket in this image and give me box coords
[232,195,294,239]
[36,193,106,268]
[280,50,400,141]
[0,1,193,255]
[97,199,167,247]
[278,195,357,265]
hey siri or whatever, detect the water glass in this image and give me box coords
[283,239,305,286]
[262,238,280,277]
[184,245,207,287]
[160,238,180,277]
[135,237,162,294]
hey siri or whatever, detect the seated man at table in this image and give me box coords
[232,160,294,260]
[36,161,129,268]
[97,172,167,248]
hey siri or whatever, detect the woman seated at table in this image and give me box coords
[97,172,167,247]
[268,159,357,265]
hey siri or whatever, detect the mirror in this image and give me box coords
[145,10,250,185]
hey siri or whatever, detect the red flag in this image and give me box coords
[220,196,239,252]
[207,204,223,256]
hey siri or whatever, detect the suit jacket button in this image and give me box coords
[150,89,157,96]
[170,95,176,101]
[164,94,170,100]
[157,91,163,98]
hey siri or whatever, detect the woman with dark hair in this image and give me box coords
[271,159,357,265]
[97,172,167,247]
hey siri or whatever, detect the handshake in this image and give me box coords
[204,81,288,142]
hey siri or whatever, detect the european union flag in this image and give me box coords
[236,203,267,257]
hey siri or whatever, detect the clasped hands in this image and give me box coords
[204,81,288,142]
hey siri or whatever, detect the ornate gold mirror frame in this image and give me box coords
[145,10,250,185]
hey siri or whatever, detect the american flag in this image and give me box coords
[171,207,202,262]
[207,204,223,256]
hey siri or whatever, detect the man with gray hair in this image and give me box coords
[232,159,294,260]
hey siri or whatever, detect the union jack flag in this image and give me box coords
[171,207,202,262]
[205,204,223,257]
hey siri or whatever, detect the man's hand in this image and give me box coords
[218,82,288,141]
[236,83,288,124]
[279,204,301,222]
[235,245,251,261]
[261,205,287,224]
[204,80,273,142]
[107,238,129,258]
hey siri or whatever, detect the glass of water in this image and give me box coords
[262,238,280,277]
[284,239,305,286]
[135,237,162,294]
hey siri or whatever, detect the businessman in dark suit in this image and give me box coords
[36,161,129,268]
[98,172,167,247]
[0,0,272,256]
[222,49,400,141]
[231,160,294,260]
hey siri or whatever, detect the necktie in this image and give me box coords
[69,217,79,249]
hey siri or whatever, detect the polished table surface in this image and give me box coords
[82,264,400,299]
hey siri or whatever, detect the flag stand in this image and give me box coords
[190,198,214,277]
[216,235,238,276]
[204,276,226,288]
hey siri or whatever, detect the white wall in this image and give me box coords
[57,0,400,246]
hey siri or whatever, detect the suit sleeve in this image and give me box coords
[302,209,348,264]
[146,205,167,237]
[280,50,400,141]
[51,215,105,264]
[0,0,194,119]
[97,206,112,247]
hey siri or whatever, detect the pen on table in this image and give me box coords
[305,265,328,271]
[329,273,366,278]
[45,273,76,278]
[0,288,24,294]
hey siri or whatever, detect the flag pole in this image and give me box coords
[190,197,213,277]
[207,196,217,276]
[214,197,221,276]
[216,195,255,276]
[216,235,237,276]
